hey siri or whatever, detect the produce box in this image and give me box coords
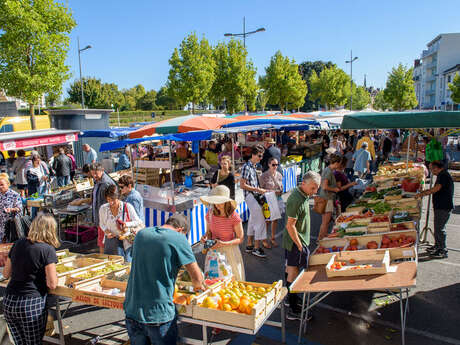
[310,239,348,265]
[345,206,365,213]
[56,258,106,286]
[72,277,125,310]
[56,249,78,264]
[384,194,402,201]
[326,250,390,278]
[65,262,128,288]
[192,280,282,330]
[83,254,124,264]
[390,221,415,231]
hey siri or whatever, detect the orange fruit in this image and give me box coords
[229,296,240,310]
[174,295,187,305]
[223,303,232,312]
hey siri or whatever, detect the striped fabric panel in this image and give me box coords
[143,200,250,245]
[282,165,298,193]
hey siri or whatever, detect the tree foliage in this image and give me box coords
[259,51,307,111]
[257,89,269,111]
[373,91,389,111]
[448,72,460,104]
[298,61,335,111]
[346,85,371,110]
[167,33,215,113]
[0,0,76,127]
[309,65,350,109]
[383,64,417,111]
[156,86,178,110]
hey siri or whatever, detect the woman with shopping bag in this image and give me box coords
[200,185,245,281]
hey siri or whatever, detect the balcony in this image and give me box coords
[425,74,437,82]
[424,60,437,69]
[425,89,435,96]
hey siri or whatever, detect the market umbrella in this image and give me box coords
[128,115,235,138]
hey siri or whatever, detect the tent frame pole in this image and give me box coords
[168,140,175,206]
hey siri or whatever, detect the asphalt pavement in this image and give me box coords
[3,181,460,345]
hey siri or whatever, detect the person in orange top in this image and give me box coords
[355,131,375,160]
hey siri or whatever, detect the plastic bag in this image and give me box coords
[204,250,232,279]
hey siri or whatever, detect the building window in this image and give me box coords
[448,75,451,83]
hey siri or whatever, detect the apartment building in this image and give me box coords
[414,33,460,110]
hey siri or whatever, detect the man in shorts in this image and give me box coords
[282,171,321,320]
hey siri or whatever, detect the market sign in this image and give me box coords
[72,290,124,310]
[0,133,78,151]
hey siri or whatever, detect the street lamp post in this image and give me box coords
[224,17,265,48]
[78,37,92,109]
[345,50,358,111]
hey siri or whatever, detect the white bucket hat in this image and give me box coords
[200,185,237,208]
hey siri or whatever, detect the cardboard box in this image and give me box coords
[326,250,390,278]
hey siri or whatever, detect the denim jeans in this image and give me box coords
[433,209,451,250]
[57,176,70,187]
[117,242,133,263]
[104,237,132,262]
[125,316,178,345]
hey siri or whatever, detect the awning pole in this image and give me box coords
[197,142,201,170]
[406,131,411,173]
[231,135,235,171]
[168,140,175,206]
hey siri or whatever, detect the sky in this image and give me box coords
[64,0,460,96]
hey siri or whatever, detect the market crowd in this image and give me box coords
[0,127,455,345]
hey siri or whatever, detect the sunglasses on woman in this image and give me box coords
[271,163,279,166]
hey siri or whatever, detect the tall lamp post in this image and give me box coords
[345,50,358,111]
[224,17,265,48]
[78,37,92,109]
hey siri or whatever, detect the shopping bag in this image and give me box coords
[313,196,327,214]
[204,249,233,279]
[264,191,281,221]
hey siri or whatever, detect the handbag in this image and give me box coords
[120,202,144,244]
[313,196,328,214]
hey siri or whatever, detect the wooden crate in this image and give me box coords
[310,239,349,265]
[72,278,125,310]
[56,258,107,286]
[390,221,415,231]
[345,206,365,213]
[192,280,282,330]
[83,254,124,264]
[384,194,402,201]
[326,250,390,278]
[56,249,78,264]
[65,263,129,288]
[367,224,390,233]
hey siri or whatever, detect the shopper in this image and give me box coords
[124,215,205,345]
[53,147,72,187]
[5,150,16,183]
[116,147,131,171]
[416,161,454,258]
[218,139,241,162]
[2,213,59,345]
[318,154,342,240]
[330,134,344,155]
[211,155,235,200]
[99,185,142,262]
[334,157,357,212]
[119,174,144,220]
[240,145,268,258]
[90,163,116,253]
[26,153,49,196]
[83,144,98,165]
[352,142,372,178]
[355,131,375,161]
[260,157,283,247]
[0,173,23,241]
[12,150,28,197]
[204,141,219,168]
[261,137,281,172]
[283,171,321,320]
[66,148,77,181]
[200,185,245,280]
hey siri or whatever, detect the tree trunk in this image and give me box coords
[192,103,195,114]
[29,104,36,130]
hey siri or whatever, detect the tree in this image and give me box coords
[309,65,350,109]
[244,61,258,112]
[259,51,307,111]
[45,92,61,107]
[138,90,157,110]
[384,64,417,111]
[167,33,215,113]
[67,77,123,109]
[298,61,335,111]
[0,0,76,128]
[373,90,389,111]
[257,89,269,111]
[346,86,371,110]
[448,72,460,104]
[156,86,178,110]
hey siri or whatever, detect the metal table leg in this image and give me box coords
[202,324,207,344]
[281,295,286,343]
[56,298,65,345]
[298,292,306,344]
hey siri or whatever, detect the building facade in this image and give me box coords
[414,33,460,110]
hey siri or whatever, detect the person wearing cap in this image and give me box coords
[355,131,375,160]
[200,185,245,280]
[352,141,372,178]
[261,137,281,173]
[124,214,205,345]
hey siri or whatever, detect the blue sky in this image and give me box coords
[64,0,460,96]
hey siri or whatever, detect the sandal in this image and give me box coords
[262,241,272,249]
[271,238,278,247]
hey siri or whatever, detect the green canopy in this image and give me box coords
[341,111,460,129]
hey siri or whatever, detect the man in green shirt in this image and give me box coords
[282,171,321,320]
[124,215,205,345]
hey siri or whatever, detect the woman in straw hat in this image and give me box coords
[200,185,245,281]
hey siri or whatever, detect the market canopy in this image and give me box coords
[128,115,235,138]
[80,128,136,138]
[221,116,324,129]
[341,111,460,129]
[100,130,213,152]
[0,129,79,151]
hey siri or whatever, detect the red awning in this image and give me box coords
[0,132,79,151]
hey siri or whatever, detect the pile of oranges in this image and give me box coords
[200,281,276,314]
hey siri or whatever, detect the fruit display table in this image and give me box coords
[290,261,417,345]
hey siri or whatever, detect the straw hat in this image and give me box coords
[264,137,276,144]
[325,147,337,154]
[200,185,237,208]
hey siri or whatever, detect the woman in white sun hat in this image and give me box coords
[200,185,245,280]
